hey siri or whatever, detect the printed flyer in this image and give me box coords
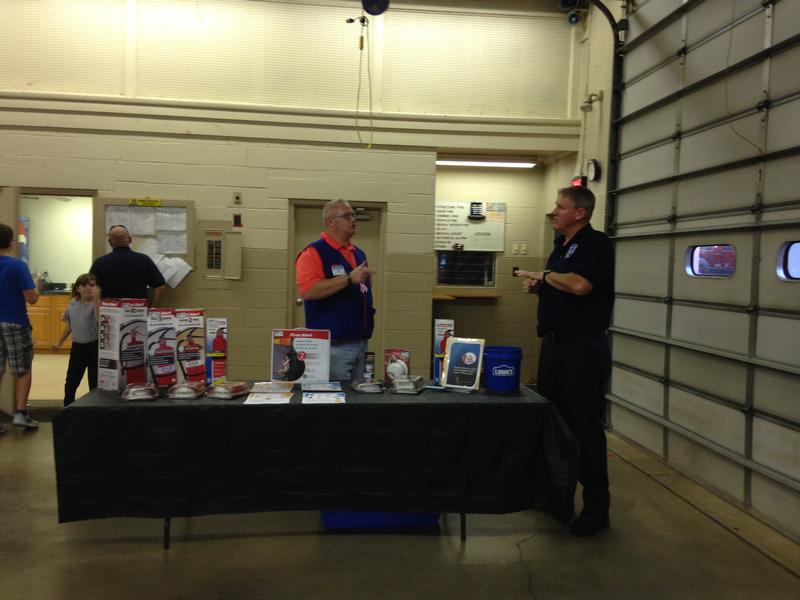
[442,337,485,391]
[271,329,331,383]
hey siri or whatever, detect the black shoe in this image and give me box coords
[569,513,609,537]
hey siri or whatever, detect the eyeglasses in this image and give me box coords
[331,212,357,221]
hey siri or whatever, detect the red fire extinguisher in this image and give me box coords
[120,328,146,385]
[178,335,205,383]
[149,336,177,387]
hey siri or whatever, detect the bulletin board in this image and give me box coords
[94,198,195,289]
[434,201,506,252]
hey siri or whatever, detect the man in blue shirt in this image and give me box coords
[90,225,166,304]
[0,222,41,431]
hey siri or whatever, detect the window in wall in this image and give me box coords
[436,251,495,286]
[777,241,800,281]
[685,244,736,278]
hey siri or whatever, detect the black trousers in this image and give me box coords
[537,335,612,517]
[64,341,98,406]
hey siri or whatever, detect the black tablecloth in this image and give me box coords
[52,386,578,525]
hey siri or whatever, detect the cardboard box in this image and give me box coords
[98,299,148,391]
[433,319,455,384]
[206,317,228,385]
[175,309,206,383]
[384,348,411,384]
[271,329,330,383]
[147,308,177,388]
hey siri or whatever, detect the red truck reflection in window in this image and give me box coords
[688,245,736,277]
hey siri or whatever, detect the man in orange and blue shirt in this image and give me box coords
[295,200,375,381]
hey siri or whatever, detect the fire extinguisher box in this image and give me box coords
[148,308,177,388]
[176,309,206,384]
[98,298,149,391]
[206,317,228,385]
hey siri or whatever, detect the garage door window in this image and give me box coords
[685,245,736,278]
[777,241,800,281]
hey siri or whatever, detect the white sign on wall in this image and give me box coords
[434,201,506,252]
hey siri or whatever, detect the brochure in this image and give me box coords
[252,381,294,393]
[442,337,485,391]
[301,381,342,391]
[302,392,346,404]
[244,392,293,404]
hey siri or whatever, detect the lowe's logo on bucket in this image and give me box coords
[492,364,515,377]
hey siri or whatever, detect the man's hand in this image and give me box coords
[349,261,372,285]
[515,269,545,293]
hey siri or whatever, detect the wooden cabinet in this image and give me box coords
[27,294,72,353]
[28,305,51,350]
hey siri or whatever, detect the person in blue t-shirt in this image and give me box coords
[0,222,41,431]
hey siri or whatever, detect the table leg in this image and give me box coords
[460,512,466,541]
[163,517,171,549]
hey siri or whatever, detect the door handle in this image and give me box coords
[295,298,303,305]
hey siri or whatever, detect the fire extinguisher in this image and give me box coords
[178,334,205,383]
[149,335,177,387]
[120,328,146,385]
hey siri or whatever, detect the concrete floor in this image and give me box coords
[1,421,798,600]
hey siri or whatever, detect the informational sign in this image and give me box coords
[434,201,506,251]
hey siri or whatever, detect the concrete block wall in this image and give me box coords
[0,130,435,380]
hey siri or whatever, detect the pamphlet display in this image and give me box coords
[206,317,228,385]
[442,337,485,391]
[272,329,330,383]
[176,309,206,383]
[432,319,454,384]
[147,308,177,388]
[98,298,149,391]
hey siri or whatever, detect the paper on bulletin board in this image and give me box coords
[131,206,156,235]
[157,207,187,231]
[158,256,192,288]
[105,206,132,233]
[157,231,187,254]
[434,201,506,251]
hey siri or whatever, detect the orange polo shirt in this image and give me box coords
[295,232,358,296]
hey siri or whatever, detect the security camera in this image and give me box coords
[567,10,581,25]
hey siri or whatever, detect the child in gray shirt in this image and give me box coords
[54,273,99,405]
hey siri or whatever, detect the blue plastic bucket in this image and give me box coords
[483,346,523,392]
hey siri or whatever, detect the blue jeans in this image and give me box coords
[330,340,368,382]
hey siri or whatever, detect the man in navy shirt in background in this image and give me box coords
[90,225,166,305]
[517,186,615,536]
[0,222,41,431]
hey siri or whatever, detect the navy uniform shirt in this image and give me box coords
[90,247,165,299]
[537,224,614,335]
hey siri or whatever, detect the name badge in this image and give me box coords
[565,243,578,258]
[331,264,346,276]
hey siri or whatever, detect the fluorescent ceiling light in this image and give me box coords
[436,159,536,169]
